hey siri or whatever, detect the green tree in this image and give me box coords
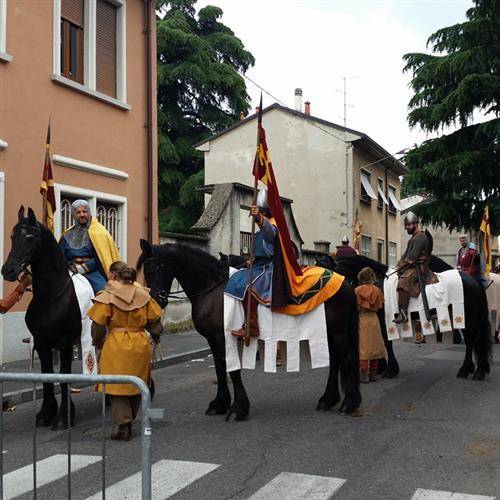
[402,0,499,232]
[156,0,255,233]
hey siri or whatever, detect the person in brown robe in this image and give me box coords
[355,267,387,383]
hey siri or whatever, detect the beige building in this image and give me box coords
[195,101,404,266]
[0,0,157,363]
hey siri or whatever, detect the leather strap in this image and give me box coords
[109,327,145,334]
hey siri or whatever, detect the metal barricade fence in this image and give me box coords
[0,372,165,500]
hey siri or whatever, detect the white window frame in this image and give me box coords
[389,241,398,268]
[377,177,388,208]
[388,185,401,213]
[52,0,129,110]
[54,183,127,260]
[361,234,372,258]
[0,0,13,63]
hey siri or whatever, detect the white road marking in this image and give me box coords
[4,454,101,500]
[86,459,219,499]
[412,488,495,500]
[248,472,346,500]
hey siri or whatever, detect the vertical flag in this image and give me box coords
[253,107,302,278]
[353,214,362,253]
[479,205,491,276]
[40,121,56,233]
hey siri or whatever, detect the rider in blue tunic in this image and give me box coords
[225,188,277,306]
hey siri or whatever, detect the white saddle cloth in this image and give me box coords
[71,273,97,375]
[224,270,329,373]
[384,269,465,340]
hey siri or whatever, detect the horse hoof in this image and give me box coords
[234,414,248,422]
[205,407,227,416]
[382,371,397,379]
[472,372,485,381]
[51,420,73,431]
[456,369,470,379]
[36,417,54,428]
[316,401,333,412]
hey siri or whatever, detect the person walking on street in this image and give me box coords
[355,267,387,383]
[88,266,164,441]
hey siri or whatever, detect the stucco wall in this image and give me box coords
[0,0,157,363]
[353,149,402,262]
[203,108,359,251]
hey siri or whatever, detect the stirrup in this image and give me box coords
[393,310,408,324]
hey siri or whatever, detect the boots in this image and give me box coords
[360,360,369,383]
[111,423,131,441]
[231,294,260,338]
[369,360,379,382]
[393,309,408,324]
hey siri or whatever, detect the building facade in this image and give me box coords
[0,0,157,363]
[195,103,404,267]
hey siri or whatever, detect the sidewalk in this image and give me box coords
[0,330,209,406]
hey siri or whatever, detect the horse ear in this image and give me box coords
[27,207,37,225]
[140,239,152,257]
[18,206,25,223]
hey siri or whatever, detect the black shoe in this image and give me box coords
[111,424,131,441]
[393,311,408,324]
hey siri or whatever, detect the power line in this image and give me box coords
[165,15,349,143]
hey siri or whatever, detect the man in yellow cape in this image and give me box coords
[60,199,120,294]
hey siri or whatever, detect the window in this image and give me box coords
[53,0,127,102]
[388,185,401,214]
[389,242,397,268]
[60,0,84,83]
[96,0,117,97]
[97,201,120,245]
[377,178,388,209]
[377,240,384,263]
[360,169,377,204]
[361,235,372,258]
[0,0,12,62]
[240,232,251,257]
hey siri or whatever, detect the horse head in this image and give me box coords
[2,206,42,282]
[139,239,174,309]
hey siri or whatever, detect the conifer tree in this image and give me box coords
[403,0,499,232]
[157,0,255,232]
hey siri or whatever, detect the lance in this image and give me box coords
[416,263,431,322]
[244,96,263,347]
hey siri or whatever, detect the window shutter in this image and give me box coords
[61,0,84,27]
[96,0,117,97]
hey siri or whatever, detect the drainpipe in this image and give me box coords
[385,165,389,265]
[145,0,154,243]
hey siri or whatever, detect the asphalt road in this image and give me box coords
[1,334,500,499]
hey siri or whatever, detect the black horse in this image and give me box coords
[2,207,81,429]
[330,254,491,380]
[139,240,361,421]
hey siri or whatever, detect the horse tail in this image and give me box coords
[475,284,492,374]
[340,285,361,411]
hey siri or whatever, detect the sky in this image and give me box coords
[197,0,473,155]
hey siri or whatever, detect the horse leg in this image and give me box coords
[378,311,399,378]
[317,336,341,411]
[226,370,249,422]
[205,336,231,415]
[456,329,475,378]
[52,346,75,430]
[35,345,58,427]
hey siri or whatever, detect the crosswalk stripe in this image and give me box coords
[86,459,219,500]
[412,488,496,500]
[247,472,346,500]
[3,454,101,500]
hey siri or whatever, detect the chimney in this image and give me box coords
[304,101,311,115]
[294,88,303,111]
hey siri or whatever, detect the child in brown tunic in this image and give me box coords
[355,267,387,383]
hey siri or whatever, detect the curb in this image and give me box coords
[2,346,212,408]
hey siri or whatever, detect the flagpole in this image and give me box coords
[244,98,263,347]
[42,119,50,227]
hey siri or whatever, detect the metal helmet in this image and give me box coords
[341,235,349,244]
[256,186,268,210]
[403,211,418,225]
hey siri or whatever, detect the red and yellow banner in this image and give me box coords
[40,122,56,233]
[480,205,491,275]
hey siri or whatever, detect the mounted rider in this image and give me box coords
[225,188,277,337]
[60,199,120,294]
[336,236,357,258]
[393,211,437,324]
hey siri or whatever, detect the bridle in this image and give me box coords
[14,222,74,298]
[143,256,229,304]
